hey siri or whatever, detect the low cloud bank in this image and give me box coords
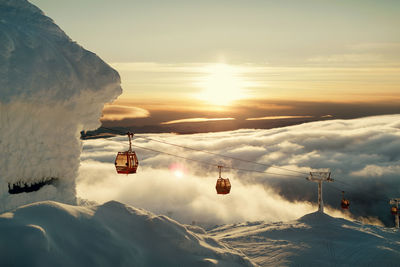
[78,115,400,226]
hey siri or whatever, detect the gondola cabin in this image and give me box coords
[341,199,350,210]
[391,206,398,215]
[216,178,231,194]
[115,132,139,174]
[115,151,139,174]
[216,166,231,195]
[341,191,350,210]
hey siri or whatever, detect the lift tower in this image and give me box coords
[389,198,400,229]
[307,172,334,213]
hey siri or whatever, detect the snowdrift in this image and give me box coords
[0,0,122,211]
[0,200,253,267]
[209,211,400,266]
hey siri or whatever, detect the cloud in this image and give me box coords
[307,53,382,63]
[78,115,400,227]
[246,116,313,121]
[348,42,400,52]
[161,117,235,125]
[351,164,400,177]
[102,104,150,120]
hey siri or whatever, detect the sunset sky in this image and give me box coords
[31,0,400,132]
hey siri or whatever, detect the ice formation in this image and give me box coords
[0,0,122,211]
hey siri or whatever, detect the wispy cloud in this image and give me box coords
[307,53,382,63]
[246,116,313,121]
[161,117,235,125]
[102,105,150,120]
[321,115,334,118]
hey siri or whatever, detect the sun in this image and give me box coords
[173,170,184,178]
[195,64,249,106]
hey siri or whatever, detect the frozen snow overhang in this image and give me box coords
[0,0,122,210]
[8,178,58,194]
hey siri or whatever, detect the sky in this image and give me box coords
[30,0,400,132]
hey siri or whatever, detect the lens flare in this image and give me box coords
[169,163,186,179]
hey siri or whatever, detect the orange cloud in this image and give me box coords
[102,105,150,121]
[246,116,313,121]
[161,117,235,125]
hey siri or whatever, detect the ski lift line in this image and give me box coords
[141,136,308,175]
[90,128,354,185]
[325,182,384,202]
[325,182,344,193]
[99,126,309,175]
[131,143,307,179]
[333,179,353,188]
[83,129,305,179]
[86,131,393,207]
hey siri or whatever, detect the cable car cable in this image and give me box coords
[104,136,307,180]
[99,126,309,175]
[130,143,308,180]
[89,128,359,186]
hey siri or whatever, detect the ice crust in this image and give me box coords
[0,0,122,210]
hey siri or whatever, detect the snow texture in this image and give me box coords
[209,211,400,266]
[0,200,253,267]
[0,0,122,211]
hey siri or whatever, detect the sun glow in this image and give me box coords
[174,170,184,178]
[195,64,251,106]
[169,163,186,179]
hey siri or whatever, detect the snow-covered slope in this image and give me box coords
[0,200,253,267]
[3,201,399,267]
[209,212,400,266]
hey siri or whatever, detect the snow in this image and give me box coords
[1,200,399,266]
[0,200,253,267]
[0,0,122,211]
[209,211,400,266]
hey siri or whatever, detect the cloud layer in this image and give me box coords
[78,115,400,226]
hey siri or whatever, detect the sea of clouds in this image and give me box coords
[77,115,400,227]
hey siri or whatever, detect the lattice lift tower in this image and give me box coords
[307,172,334,213]
[390,198,400,229]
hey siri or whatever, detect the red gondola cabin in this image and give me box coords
[216,166,231,195]
[391,206,398,215]
[341,191,350,210]
[216,178,231,194]
[341,199,350,210]
[115,132,139,174]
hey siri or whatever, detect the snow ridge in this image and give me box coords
[209,211,400,266]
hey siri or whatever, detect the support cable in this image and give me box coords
[99,126,309,175]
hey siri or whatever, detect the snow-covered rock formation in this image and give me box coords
[0,200,253,267]
[0,0,122,211]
